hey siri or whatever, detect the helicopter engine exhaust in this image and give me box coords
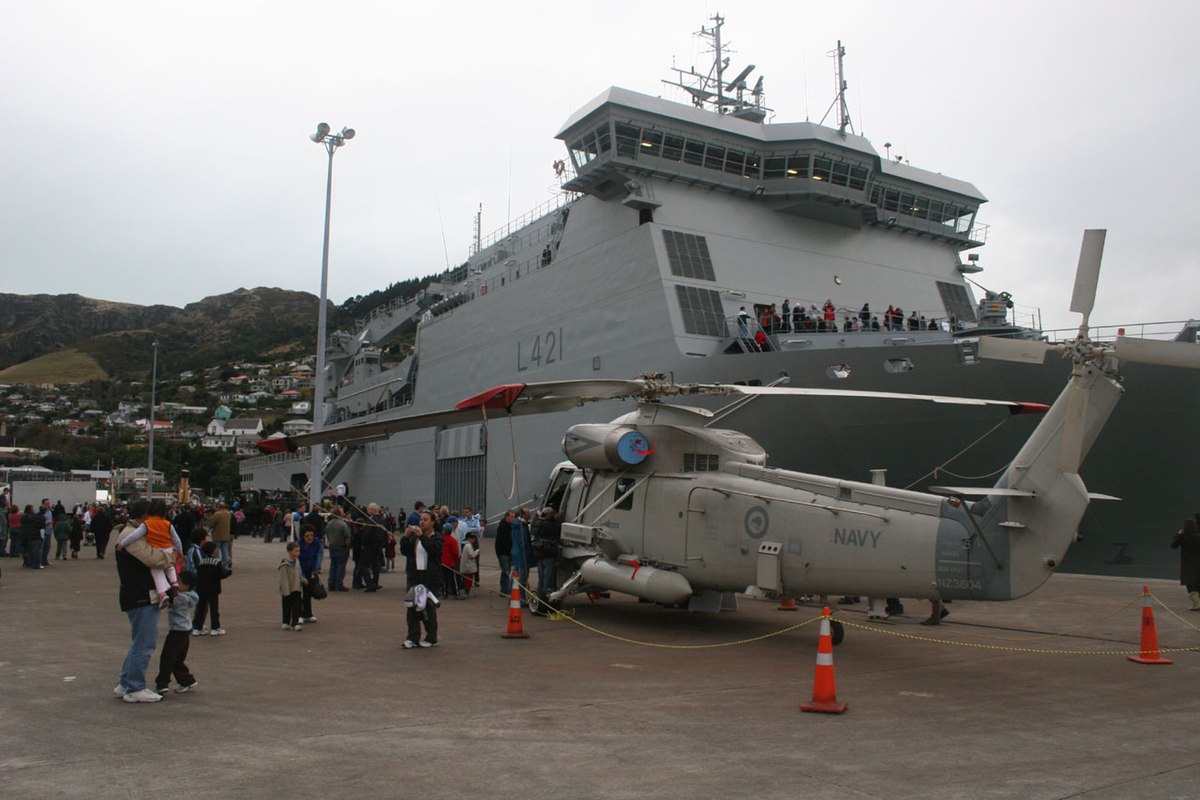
[580,556,695,605]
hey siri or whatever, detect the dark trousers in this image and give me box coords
[94,531,110,559]
[328,547,349,589]
[364,549,382,589]
[281,591,302,626]
[352,555,366,588]
[193,593,220,630]
[301,580,315,618]
[155,629,195,690]
[441,564,460,596]
[405,602,438,644]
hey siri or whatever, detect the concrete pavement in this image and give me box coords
[2,536,1199,799]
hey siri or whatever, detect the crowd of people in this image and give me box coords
[736,299,961,350]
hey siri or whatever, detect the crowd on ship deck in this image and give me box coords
[735,299,962,351]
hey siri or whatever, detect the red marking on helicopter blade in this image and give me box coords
[1012,402,1051,415]
[254,437,295,455]
[455,384,527,411]
[632,444,654,456]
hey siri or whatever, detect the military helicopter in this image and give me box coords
[274,230,1199,639]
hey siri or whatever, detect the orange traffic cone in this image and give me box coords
[1128,585,1172,665]
[778,596,800,611]
[501,570,530,639]
[801,607,847,714]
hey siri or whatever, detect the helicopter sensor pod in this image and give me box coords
[562,424,653,470]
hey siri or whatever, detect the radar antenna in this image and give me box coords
[662,13,771,123]
[818,41,855,137]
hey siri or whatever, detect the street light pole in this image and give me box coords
[147,339,159,500]
[309,123,355,505]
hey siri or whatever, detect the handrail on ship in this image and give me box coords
[472,193,576,256]
[1040,320,1198,344]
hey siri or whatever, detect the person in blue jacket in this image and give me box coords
[510,507,533,603]
[298,524,324,623]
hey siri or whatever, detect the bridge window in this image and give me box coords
[884,357,915,373]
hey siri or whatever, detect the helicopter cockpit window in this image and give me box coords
[683,453,720,472]
[544,468,574,516]
[614,478,636,510]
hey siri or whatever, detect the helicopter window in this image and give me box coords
[614,478,636,511]
[683,453,720,472]
[884,358,915,373]
[826,364,852,379]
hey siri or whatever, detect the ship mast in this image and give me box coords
[662,13,769,123]
[819,41,855,137]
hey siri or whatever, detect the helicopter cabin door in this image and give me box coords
[604,474,649,555]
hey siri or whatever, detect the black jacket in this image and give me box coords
[494,519,512,559]
[196,557,231,596]
[400,532,443,591]
[116,548,157,612]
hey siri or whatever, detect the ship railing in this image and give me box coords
[472,192,576,256]
[1041,320,1199,344]
[240,447,311,470]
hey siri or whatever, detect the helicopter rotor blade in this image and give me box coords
[688,384,1049,415]
[1114,336,1200,369]
[1069,229,1106,332]
[977,336,1057,365]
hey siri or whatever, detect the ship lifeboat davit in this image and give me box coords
[580,556,694,605]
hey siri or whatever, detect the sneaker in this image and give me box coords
[292,624,303,631]
[211,628,226,636]
[175,682,197,693]
[418,640,437,648]
[191,629,204,637]
[153,686,170,695]
[305,616,317,623]
[402,640,417,649]
[113,684,128,696]
[123,689,162,703]
[281,623,291,630]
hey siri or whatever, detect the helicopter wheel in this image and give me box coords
[830,619,845,646]
[527,593,546,616]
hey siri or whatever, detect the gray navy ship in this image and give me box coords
[243,15,1198,578]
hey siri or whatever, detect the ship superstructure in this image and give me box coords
[243,16,1198,578]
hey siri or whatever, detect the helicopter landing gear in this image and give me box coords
[829,619,845,646]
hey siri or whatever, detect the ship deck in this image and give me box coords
[4,538,1199,798]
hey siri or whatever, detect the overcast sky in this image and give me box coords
[4,1,1197,332]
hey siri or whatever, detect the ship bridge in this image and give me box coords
[557,87,988,248]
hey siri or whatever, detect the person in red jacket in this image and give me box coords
[440,523,461,598]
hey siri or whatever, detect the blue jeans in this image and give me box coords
[119,605,160,692]
[40,531,50,566]
[7,530,19,558]
[216,541,231,569]
[328,547,349,589]
[498,554,512,596]
[537,557,557,593]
